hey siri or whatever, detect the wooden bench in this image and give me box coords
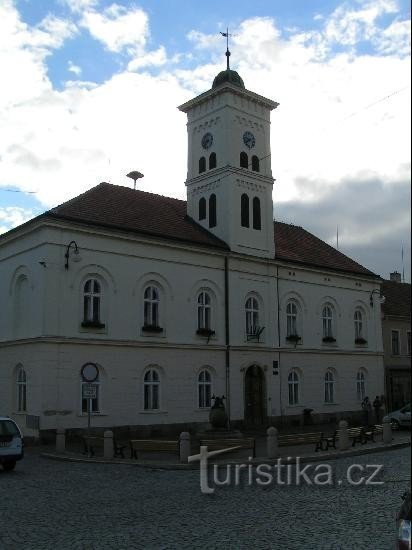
[129,439,179,460]
[348,426,375,446]
[82,436,126,458]
[278,432,324,452]
[200,438,256,458]
[318,425,378,451]
[372,424,383,440]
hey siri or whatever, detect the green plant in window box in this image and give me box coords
[81,320,105,329]
[142,325,163,333]
[322,336,336,343]
[286,334,301,343]
[355,337,368,345]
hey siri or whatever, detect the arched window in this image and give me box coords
[354,310,363,340]
[324,371,335,403]
[81,368,100,413]
[322,305,334,340]
[288,371,299,405]
[357,370,366,401]
[16,366,27,412]
[245,297,259,336]
[209,152,217,169]
[143,286,160,328]
[253,197,261,230]
[83,279,102,324]
[286,302,298,337]
[197,291,212,331]
[199,156,206,173]
[144,369,160,410]
[198,370,212,408]
[199,197,206,221]
[209,194,217,228]
[241,194,250,228]
[251,155,260,172]
[240,151,248,168]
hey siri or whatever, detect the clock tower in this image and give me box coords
[178,64,279,258]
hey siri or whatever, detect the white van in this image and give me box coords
[0,417,24,471]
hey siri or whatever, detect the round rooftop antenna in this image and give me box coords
[126,170,144,190]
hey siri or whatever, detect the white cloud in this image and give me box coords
[59,0,98,14]
[127,46,168,71]
[0,1,410,277]
[68,60,82,75]
[79,3,149,54]
[0,206,37,234]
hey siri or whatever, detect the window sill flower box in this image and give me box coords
[286,334,301,344]
[355,337,368,345]
[142,325,163,333]
[196,328,215,338]
[81,321,105,329]
[322,336,336,343]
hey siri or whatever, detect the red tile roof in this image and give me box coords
[274,220,376,277]
[46,182,376,277]
[48,182,228,250]
[382,280,411,318]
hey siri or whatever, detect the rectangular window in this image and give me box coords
[391,330,400,356]
[407,331,411,356]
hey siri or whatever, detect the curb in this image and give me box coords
[41,438,410,470]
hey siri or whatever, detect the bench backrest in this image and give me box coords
[130,439,179,452]
[278,432,322,446]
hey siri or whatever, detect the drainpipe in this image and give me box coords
[276,265,283,427]
[224,255,231,426]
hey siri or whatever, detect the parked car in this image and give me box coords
[0,416,24,471]
[383,404,411,429]
[397,489,411,549]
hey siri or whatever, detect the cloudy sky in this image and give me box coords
[0,0,410,280]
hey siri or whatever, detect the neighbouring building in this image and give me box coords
[0,61,385,438]
[382,273,411,411]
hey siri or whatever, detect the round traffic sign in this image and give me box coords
[81,362,99,382]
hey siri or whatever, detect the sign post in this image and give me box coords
[80,363,99,458]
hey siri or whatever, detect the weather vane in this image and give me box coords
[220,28,233,70]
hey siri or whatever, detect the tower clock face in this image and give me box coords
[243,131,256,149]
[201,132,213,150]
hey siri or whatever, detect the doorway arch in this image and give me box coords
[244,365,266,426]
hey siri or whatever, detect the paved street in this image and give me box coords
[1,446,410,550]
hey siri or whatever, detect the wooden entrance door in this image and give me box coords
[244,365,266,426]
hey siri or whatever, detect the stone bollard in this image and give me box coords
[179,432,191,463]
[337,420,350,451]
[266,426,279,459]
[383,417,392,444]
[56,428,65,453]
[104,430,114,459]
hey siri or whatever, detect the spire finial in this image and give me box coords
[220,28,232,70]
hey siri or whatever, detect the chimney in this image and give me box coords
[390,271,402,283]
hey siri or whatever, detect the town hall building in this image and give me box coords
[0,63,385,438]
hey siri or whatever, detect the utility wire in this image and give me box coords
[1,188,37,194]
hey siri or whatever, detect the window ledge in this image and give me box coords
[323,403,339,406]
[194,407,212,413]
[81,321,106,329]
[139,410,168,415]
[77,413,107,417]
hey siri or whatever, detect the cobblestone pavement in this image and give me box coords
[0,446,410,550]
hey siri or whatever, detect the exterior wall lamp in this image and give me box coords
[64,240,81,270]
[369,288,386,307]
